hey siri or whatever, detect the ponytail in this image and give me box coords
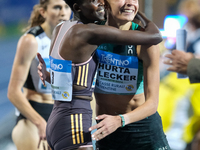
[29,4,45,28]
[23,0,49,32]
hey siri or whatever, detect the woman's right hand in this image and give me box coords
[37,53,47,86]
[36,119,48,149]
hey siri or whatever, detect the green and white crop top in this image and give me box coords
[94,22,144,95]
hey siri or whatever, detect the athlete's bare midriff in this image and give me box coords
[94,92,145,116]
[23,88,54,104]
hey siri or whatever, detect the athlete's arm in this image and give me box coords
[7,34,47,141]
[72,22,162,47]
[122,44,160,124]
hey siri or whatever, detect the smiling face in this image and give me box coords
[107,0,139,23]
[78,0,106,23]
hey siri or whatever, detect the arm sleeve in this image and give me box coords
[187,58,200,83]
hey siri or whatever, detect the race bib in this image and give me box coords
[95,49,138,94]
[50,56,73,101]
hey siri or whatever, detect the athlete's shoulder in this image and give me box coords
[68,22,96,36]
[60,20,88,33]
[16,33,38,62]
[19,33,37,47]
[26,26,44,37]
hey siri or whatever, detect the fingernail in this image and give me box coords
[95,117,98,119]
[92,137,95,140]
[92,134,94,137]
[89,128,91,131]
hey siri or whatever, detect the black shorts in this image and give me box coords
[46,99,93,150]
[16,100,53,123]
[96,112,171,150]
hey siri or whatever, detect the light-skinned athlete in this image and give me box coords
[89,0,171,149]
[7,0,71,149]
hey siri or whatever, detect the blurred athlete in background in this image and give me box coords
[7,0,71,149]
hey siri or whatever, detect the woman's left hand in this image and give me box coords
[89,114,122,141]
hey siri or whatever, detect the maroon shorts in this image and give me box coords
[46,99,93,150]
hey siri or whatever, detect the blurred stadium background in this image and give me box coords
[0,1,38,149]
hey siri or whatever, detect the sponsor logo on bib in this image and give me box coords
[51,59,63,71]
[62,91,70,99]
[101,54,129,66]
[126,85,134,91]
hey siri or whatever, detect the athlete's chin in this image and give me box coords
[96,16,106,21]
[125,17,135,21]
[119,15,136,22]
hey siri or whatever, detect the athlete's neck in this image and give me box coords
[41,22,54,39]
[106,14,132,30]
